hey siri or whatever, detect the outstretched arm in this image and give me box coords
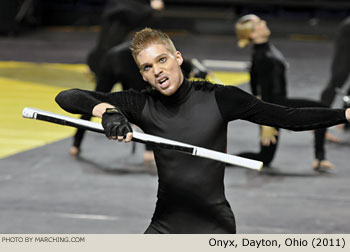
[244,101,348,131]
[216,85,349,131]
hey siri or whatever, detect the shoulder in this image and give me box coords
[140,87,160,97]
[191,80,225,91]
[190,80,251,96]
[110,89,147,103]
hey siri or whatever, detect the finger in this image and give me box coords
[124,132,133,142]
[117,125,131,137]
[117,136,124,142]
[107,126,118,139]
[261,138,269,146]
[107,134,116,140]
[271,136,277,144]
[260,137,265,146]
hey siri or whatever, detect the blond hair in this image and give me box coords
[235,14,256,48]
[130,28,177,64]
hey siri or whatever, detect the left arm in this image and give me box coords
[244,100,348,131]
[215,85,349,131]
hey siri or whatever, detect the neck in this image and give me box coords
[160,77,191,105]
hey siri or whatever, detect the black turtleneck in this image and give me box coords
[55,78,347,233]
[251,42,288,103]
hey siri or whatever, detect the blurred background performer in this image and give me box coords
[234,14,335,171]
[87,0,164,77]
[320,16,350,131]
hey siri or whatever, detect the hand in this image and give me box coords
[260,125,278,146]
[102,108,133,142]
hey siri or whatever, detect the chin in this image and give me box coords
[160,87,176,96]
[161,90,173,96]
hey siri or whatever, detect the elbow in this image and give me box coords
[55,90,64,106]
[55,89,71,109]
[55,89,80,113]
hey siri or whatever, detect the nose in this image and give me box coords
[153,64,162,76]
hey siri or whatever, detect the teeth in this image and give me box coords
[159,77,167,84]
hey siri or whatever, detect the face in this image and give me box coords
[137,43,184,96]
[250,15,271,41]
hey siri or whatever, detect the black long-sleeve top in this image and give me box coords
[250,42,288,103]
[55,79,347,233]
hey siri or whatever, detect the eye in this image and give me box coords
[143,65,151,72]
[159,57,167,63]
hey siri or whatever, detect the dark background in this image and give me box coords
[1,0,350,36]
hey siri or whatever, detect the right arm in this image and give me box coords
[55,89,146,142]
[92,102,115,118]
[55,88,111,115]
[55,88,145,124]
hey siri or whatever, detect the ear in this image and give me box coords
[175,51,183,66]
[249,31,256,41]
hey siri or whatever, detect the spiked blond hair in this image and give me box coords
[130,28,177,65]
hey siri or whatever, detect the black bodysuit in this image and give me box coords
[238,42,330,164]
[55,79,347,233]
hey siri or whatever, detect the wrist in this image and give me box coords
[92,103,115,118]
[105,107,119,114]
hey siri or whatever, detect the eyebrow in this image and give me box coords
[139,53,169,69]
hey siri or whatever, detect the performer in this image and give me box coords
[235,14,337,171]
[87,0,164,76]
[320,16,350,131]
[56,28,350,233]
[71,41,207,166]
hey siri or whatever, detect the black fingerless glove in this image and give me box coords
[102,107,132,139]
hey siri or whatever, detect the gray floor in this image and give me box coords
[1,25,350,234]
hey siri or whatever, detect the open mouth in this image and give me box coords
[158,77,169,88]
